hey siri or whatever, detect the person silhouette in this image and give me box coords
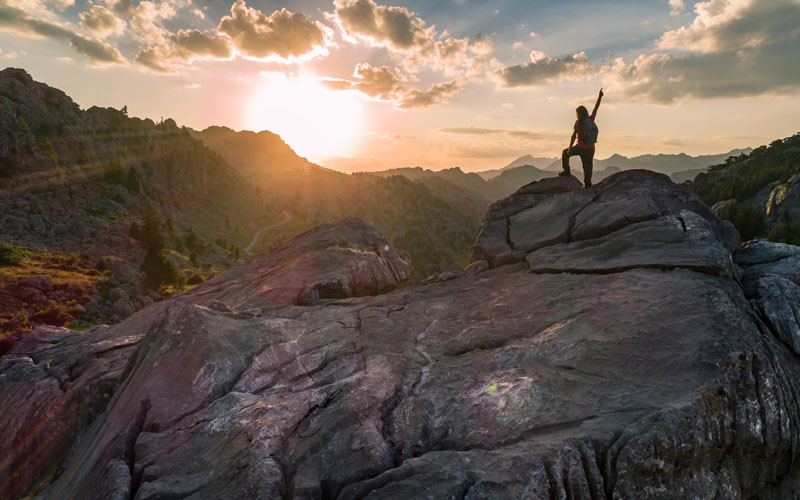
[559,88,603,187]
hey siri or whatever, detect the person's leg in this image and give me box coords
[561,148,580,176]
[560,148,571,175]
[580,148,595,187]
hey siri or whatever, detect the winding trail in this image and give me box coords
[244,210,292,256]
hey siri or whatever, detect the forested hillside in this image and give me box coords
[0,68,277,335]
[194,127,485,280]
[684,132,800,242]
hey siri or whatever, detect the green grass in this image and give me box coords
[0,240,29,266]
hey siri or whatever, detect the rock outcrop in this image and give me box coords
[4,171,800,499]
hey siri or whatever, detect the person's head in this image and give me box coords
[576,105,589,121]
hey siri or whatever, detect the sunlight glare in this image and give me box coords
[246,72,364,161]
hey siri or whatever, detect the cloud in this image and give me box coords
[44,0,73,11]
[668,0,684,15]
[600,47,800,104]
[332,0,493,77]
[129,0,177,45]
[322,63,464,109]
[0,48,23,59]
[133,46,172,72]
[440,127,541,140]
[173,29,231,58]
[396,79,463,109]
[184,82,201,89]
[601,0,800,103]
[494,50,593,87]
[79,4,125,39]
[332,0,434,51]
[134,29,232,72]
[441,127,504,135]
[103,0,134,17]
[658,0,800,53]
[218,0,329,61]
[0,2,125,65]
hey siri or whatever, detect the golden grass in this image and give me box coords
[0,252,107,287]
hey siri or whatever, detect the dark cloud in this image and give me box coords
[658,0,800,53]
[494,51,592,87]
[0,3,125,65]
[218,0,328,61]
[106,0,134,16]
[173,29,232,59]
[603,0,800,103]
[601,42,800,104]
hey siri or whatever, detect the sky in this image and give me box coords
[1,0,799,172]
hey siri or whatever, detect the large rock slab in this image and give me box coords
[0,322,146,500]
[527,210,735,277]
[7,177,800,499]
[42,265,800,499]
[473,170,740,270]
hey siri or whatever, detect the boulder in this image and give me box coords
[735,240,800,295]
[464,259,489,275]
[473,170,740,270]
[181,217,412,309]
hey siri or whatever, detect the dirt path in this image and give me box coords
[244,210,292,256]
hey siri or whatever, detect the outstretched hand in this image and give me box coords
[599,88,604,99]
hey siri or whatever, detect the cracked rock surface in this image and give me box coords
[4,171,800,499]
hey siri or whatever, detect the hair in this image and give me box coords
[576,105,589,121]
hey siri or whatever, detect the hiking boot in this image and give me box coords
[558,170,571,177]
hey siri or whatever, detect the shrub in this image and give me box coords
[768,221,800,245]
[718,201,766,241]
[141,249,183,288]
[187,272,205,285]
[95,257,111,272]
[39,137,57,163]
[125,168,141,193]
[0,241,26,266]
[0,156,13,178]
[184,228,198,250]
[129,222,142,240]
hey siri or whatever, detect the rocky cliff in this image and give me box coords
[3,170,800,499]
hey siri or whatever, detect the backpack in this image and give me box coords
[583,118,599,145]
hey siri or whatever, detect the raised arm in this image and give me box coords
[591,88,604,119]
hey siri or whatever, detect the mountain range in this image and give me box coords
[367,150,753,203]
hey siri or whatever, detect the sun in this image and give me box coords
[245,72,365,161]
